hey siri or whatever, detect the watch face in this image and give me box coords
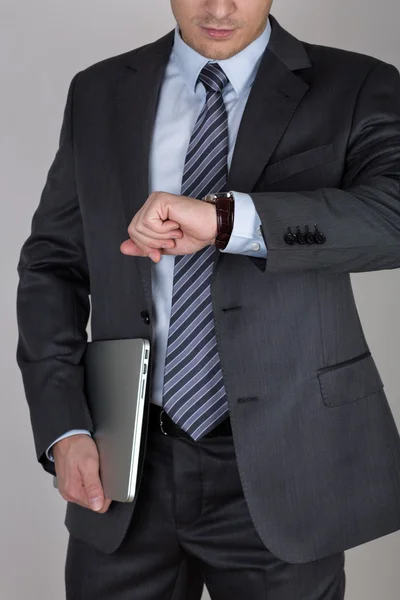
[203,192,233,203]
[216,192,234,201]
[203,194,218,204]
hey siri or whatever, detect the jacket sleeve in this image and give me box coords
[16,72,94,477]
[251,61,400,273]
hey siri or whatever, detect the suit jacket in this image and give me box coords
[17,15,400,563]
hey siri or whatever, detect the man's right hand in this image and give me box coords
[53,434,112,514]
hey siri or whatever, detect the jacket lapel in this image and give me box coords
[115,31,174,310]
[228,15,311,193]
[224,16,311,272]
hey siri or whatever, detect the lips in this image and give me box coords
[201,27,235,39]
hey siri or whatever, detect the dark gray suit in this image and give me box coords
[17,13,400,575]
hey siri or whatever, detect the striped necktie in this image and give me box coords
[162,62,230,441]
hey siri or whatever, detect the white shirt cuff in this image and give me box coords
[220,192,267,257]
[46,430,92,462]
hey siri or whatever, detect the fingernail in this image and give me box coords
[89,497,103,511]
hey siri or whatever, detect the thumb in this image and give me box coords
[81,460,105,512]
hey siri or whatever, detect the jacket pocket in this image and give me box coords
[262,143,336,184]
[317,352,384,408]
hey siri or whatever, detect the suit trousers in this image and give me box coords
[65,420,346,600]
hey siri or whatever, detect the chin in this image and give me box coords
[195,40,243,61]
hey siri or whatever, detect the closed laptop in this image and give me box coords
[53,338,150,503]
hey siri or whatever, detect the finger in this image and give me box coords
[121,239,165,263]
[141,218,182,235]
[120,239,148,256]
[58,469,94,509]
[97,498,113,514]
[79,456,105,512]
[63,486,94,510]
[123,237,176,256]
[160,238,190,256]
[136,236,176,251]
[135,222,183,239]
[149,249,162,263]
[127,230,179,251]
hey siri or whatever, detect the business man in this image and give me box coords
[17,0,400,598]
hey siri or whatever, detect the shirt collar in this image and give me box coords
[172,18,272,97]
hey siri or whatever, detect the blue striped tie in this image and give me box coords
[162,63,229,441]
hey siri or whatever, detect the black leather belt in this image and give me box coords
[149,403,232,439]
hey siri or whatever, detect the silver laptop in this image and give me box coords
[53,338,150,503]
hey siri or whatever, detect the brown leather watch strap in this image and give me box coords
[215,194,235,250]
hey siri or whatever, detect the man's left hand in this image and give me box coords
[120,192,217,263]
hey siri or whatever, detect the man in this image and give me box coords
[16,0,400,598]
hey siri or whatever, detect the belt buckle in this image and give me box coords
[159,409,168,436]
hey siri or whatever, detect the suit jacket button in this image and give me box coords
[305,226,315,244]
[314,230,326,244]
[296,227,307,245]
[284,228,297,245]
[313,225,326,244]
[141,311,151,325]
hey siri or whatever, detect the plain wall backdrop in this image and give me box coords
[1,1,399,598]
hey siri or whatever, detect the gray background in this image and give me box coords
[1,1,399,598]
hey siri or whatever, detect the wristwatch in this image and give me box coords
[203,191,235,250]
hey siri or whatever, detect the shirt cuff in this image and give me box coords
[220,192,267,257]
[46,430,92,462]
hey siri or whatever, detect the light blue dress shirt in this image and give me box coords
[47,20,271,460]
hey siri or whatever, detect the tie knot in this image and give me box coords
[198,63,228,94]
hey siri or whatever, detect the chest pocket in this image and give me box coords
[262,143,336,185]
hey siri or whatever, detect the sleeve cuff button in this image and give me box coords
[251,242,261,251]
